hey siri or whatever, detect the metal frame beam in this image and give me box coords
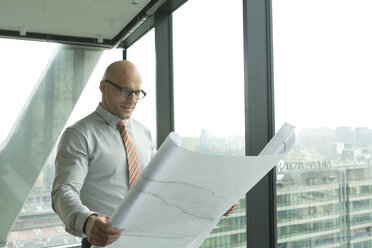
[0,29,114,48]
[154,10,174,147]
[121,0,187,49]
[243,0,276,247]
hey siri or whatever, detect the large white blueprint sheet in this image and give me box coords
[92,122,295,248]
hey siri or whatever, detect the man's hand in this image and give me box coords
[223,202,238,217]
[84,215,121,247]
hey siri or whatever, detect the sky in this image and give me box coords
[273,0,372,130]
[1,0,372,144]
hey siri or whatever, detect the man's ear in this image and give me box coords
[99,80,105,93]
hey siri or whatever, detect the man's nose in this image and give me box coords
[127,93,137,101]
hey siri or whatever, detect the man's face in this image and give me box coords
[100,75,142,120]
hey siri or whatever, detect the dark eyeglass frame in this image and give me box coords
[104,80,146,99]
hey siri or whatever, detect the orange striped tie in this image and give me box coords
[117,120,142,189]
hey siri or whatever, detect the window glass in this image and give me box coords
[1,38,122,247]
[64,49,123,126]
[0,39,57,146]
[173,0,245,247]
[126,29,157,144]
[273,1,372,247]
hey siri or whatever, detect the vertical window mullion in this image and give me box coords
[154,11,174,147]
[243,0,276,247]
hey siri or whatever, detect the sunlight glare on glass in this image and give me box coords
[173,0,244,138]
[273,0,372,130]
[0,38,58,145]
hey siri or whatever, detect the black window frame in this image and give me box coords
[124,0,276,247]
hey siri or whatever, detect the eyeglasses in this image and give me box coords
[104,80,146,99]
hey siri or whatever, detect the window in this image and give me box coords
[0,39,57,146]
[173,0,245,247]
[126,29,157,143]
[1,37,123,247]
[273,1,372,247]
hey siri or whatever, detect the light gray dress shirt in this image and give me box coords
[51,104,155,237]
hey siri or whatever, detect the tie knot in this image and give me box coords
[117,120,126,127]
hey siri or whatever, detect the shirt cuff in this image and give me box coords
[76,210,99,234]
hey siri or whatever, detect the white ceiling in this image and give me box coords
[0,0,152,40]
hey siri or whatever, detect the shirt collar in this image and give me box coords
[96,103,128,128]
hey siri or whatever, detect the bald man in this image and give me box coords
[52,60,155,247]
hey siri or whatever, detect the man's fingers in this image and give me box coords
[90,227,109,240]
[89,231,119,247]
[224,211,232,216]
[89,234,109,246]
[87,216,122,246]
[232,202,238,210]
[96,217,122,235]
[93,224,121,244]
[223,202,239,216]
[88,227,108,245]
[97,222,122,235]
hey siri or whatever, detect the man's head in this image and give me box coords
[100,60,143,120]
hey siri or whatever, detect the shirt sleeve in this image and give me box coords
[51,127,98,237]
